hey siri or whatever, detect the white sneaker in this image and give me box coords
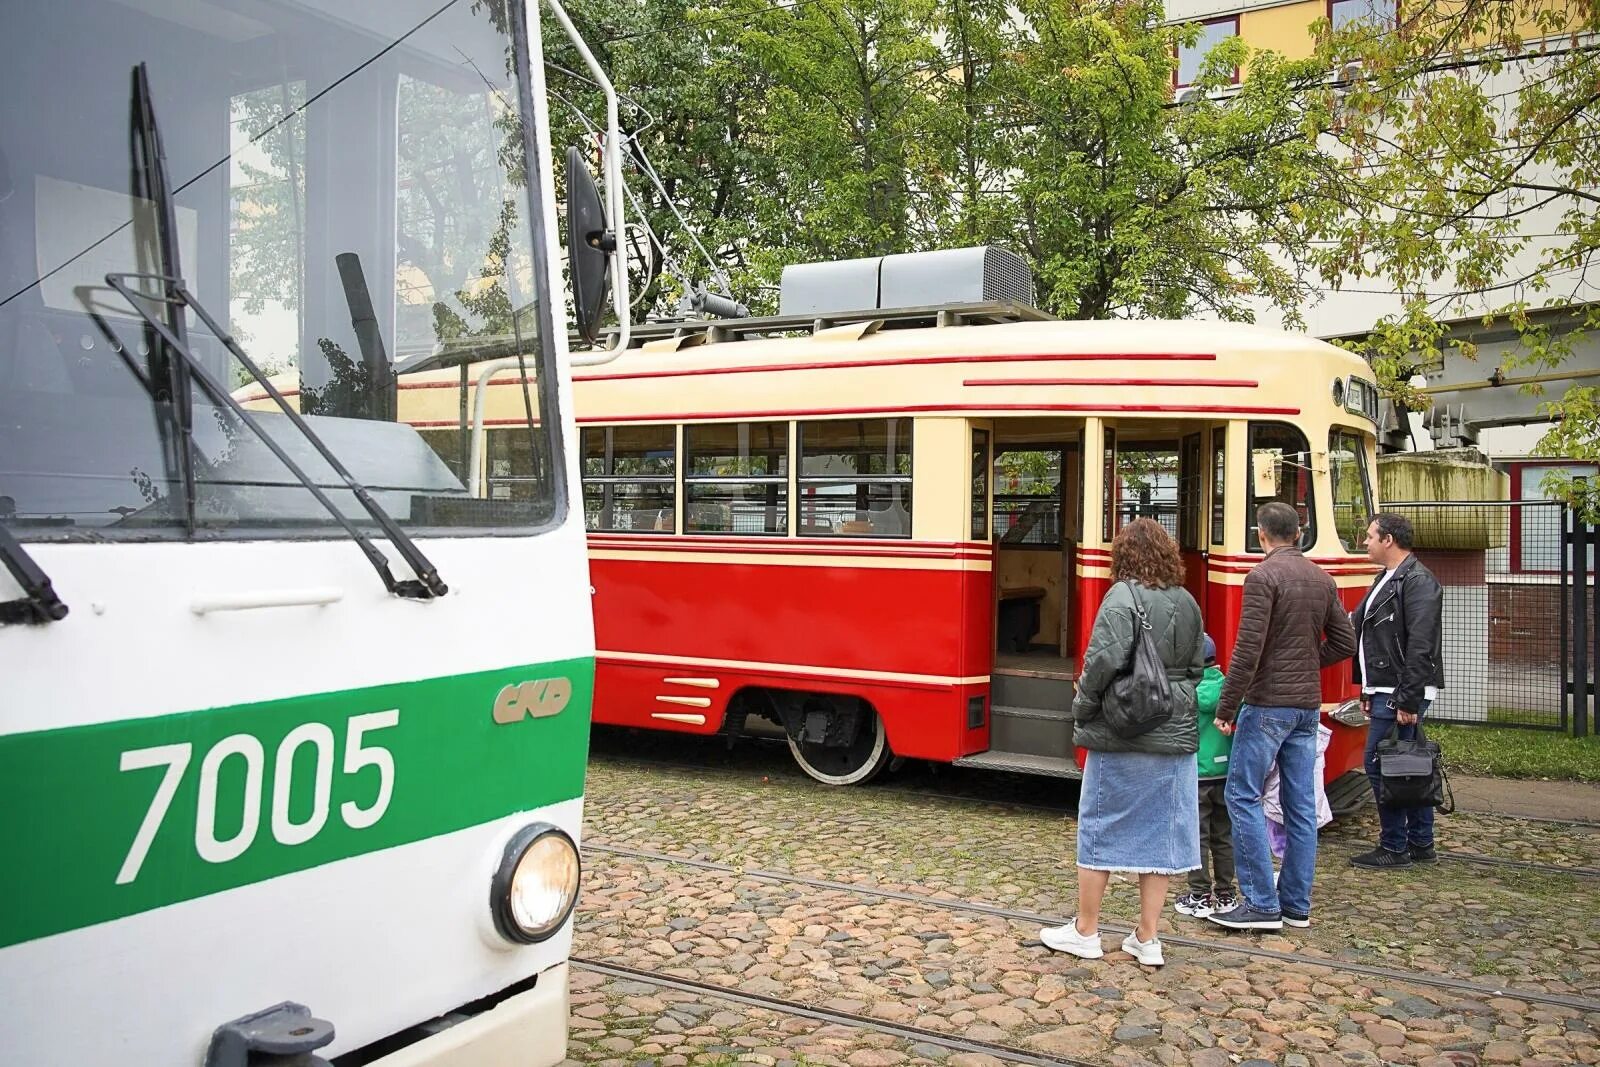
[1040,919,1104,959]
[1121,931,1165,967]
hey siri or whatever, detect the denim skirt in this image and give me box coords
[1076,750,1201,875]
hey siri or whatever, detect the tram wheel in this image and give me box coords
[787,706,891,786]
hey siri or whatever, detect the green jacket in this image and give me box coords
[1195,665,1231,778]
[1071,580,1204,755]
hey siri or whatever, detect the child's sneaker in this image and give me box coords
[1209,890,1237,913]
[1173,891,1213,917]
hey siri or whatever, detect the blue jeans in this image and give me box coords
[1225,704,1320,917]
[1364,693,1435,853]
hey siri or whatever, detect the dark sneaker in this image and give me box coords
[1281,911,1310,928]
[1350,847,1413,869]
[1206,901,1282,931]
[1173,891,1213,917]
[1408,844,1437,864]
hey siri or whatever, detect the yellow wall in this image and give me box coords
[1240,0,1322,63]
[1215,0,1582,82]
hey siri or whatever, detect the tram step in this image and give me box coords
[953,751,1082,778]
[1325,769,1372,817]
[991,671,1074,711]
[989,703,1074,756]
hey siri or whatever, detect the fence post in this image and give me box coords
[1561,506,1571,733]
[1574,504,1590,739]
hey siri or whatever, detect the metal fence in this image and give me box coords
[1383,500,1573,729]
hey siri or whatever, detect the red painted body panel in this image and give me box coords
[589,549,988,761]
[591,537,1372,784]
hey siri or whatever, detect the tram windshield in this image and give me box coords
[0,0,561,538]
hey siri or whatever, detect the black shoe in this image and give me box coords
[1350,846,1412,869]
[1206,901,1282,931]
[1408,844,1437,864]
[1281,911,1310,929]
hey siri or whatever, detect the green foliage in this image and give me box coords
[549,0,1344,325]
[1309,0,1600,497]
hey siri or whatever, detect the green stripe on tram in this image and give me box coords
[0,657,594,949]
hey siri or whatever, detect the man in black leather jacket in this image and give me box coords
[1349,512,1445,869]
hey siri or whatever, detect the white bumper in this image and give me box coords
[368,962,570,1067]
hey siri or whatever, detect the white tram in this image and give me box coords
[0,1,607,1063]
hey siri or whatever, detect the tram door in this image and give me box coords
[1102,424,1211,623]
[990,424,1084,665]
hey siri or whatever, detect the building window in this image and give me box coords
[581,425,676,532]
[971,429,991,541]
[1210,429,1227,546]
[1329,0,1398,30]
[1175,17,1239,89]
[1328,428,1375,553]
[1246,422,1315,552]
[797,419,912,538]
[685,422,789,535]
[1511,462,1596,574]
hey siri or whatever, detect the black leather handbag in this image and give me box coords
[1104,581,1173,740]
[1374,722,1453,813]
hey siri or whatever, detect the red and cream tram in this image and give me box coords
[348,250,1381,796]
[560,255,1379,796]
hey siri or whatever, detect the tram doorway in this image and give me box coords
[966,417,1218,777]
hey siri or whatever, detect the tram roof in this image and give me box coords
[572,313,1364,377]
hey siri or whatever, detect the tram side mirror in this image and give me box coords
[565,146,613,346]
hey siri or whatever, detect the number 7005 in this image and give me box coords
[116,710,400,885]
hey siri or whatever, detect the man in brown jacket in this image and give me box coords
[1207,501,1357,933]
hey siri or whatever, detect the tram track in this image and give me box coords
[591,748,1600,879]
[583,840,1600,1014]
[570,956,1101,1067]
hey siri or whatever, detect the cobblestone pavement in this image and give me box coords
[562,732,1600,1067]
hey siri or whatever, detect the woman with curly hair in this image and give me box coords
[1040,518,1204,967]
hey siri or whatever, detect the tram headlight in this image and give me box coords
[490,823,581,944]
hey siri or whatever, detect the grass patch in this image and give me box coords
[1430,723,1600,781]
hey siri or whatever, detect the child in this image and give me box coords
[1174,634,1236,918]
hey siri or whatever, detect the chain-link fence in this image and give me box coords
[1383,500,1572,729]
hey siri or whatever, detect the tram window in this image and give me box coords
[1328,429,1374,552]
[1179,433,1202,550]
[1210,431,1227,545]
[797,419,912,538]
[580,426,676,532]
[1107,442,1180,540]
[685,422,788,535]
[971,430,990,541]
[0,0,564,539]
[994,448,1064,546]
[1246,422,1315,552]
[1102,430,1117,542]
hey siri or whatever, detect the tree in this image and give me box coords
[1309,0,1600,513]
[978,0,1346,322]
[555,0,1349,327]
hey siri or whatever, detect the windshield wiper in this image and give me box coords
[131,62,198,533]
[106,272,447,600]
[0,524,70,625]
